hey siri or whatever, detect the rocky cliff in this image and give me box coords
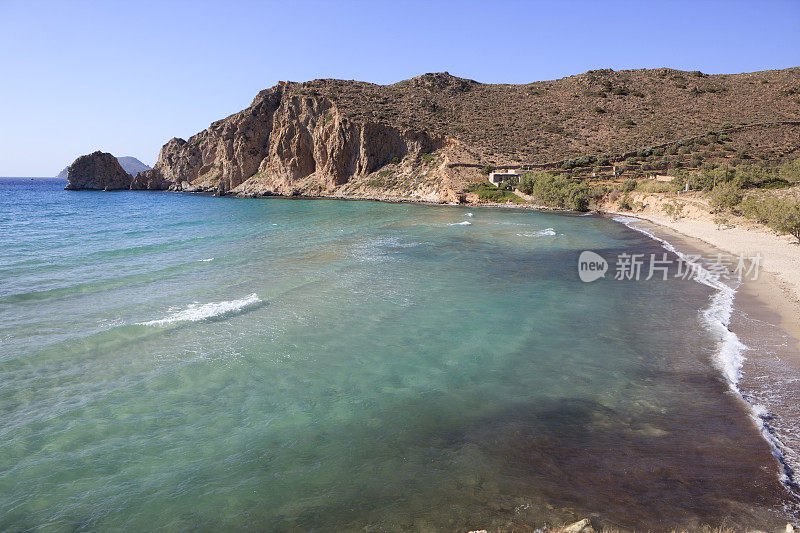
[69,68,800,202]
[132,82,450,200]
[64,151,133,190]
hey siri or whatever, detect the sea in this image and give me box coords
[1,177,797,531]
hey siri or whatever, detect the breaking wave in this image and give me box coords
[138,293,261,326]
[517,228,556,237]
[448,221,472,226]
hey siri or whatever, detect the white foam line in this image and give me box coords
[138,293,261,326]
[517,228,557,237]
[447,221,472,226]
[612,215,799,497]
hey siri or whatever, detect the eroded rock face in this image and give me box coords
[134,83,445,196]
[64,151,132,191]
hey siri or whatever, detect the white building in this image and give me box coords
[488,169,522,187]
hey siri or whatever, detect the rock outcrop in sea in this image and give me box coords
[64,151,133,190]
[58,155,150,180]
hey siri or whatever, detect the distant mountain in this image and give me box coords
[115,157,151,176]
[57,156,150,179]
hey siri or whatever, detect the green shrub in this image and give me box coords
[662,201,685,221]
[518,171,591,211]
[757,177,792,189]
[596,154,611,166]
[621,179,637,193]
[561,155,598,170]
[739,196,770,224]
[466,182,524,203]
[740,196,800,241]
[779,158,800,182]
[709,182,744,211]
[635,180,676,193]
[771,200,800,242]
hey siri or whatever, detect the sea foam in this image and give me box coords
[138,293,261,326]
[611,217,741,385]
[448,221,472,226]
[517,228,556,237]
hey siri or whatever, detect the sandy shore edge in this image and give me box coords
[600,204,800,346]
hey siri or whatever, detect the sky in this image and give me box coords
[1,0,798,176]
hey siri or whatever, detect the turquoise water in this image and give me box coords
[0,178,792,530]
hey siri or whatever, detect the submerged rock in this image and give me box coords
[64,151,132,190]
[562,518,595,533]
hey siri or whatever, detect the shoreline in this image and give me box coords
[610,213,800,517]
[600,201,800,342]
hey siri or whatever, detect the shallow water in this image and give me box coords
[0,178,794,530]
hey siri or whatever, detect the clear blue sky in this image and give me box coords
[1,0,798,176]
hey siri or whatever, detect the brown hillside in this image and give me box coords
[301,68,800,165]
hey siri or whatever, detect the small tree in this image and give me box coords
[662,201,684,221]
[709,182,743,212]
[771,200,800,242]
[621,179,637,193]
[779,157,800,183]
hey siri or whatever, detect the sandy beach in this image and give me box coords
[603,191,800,343]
